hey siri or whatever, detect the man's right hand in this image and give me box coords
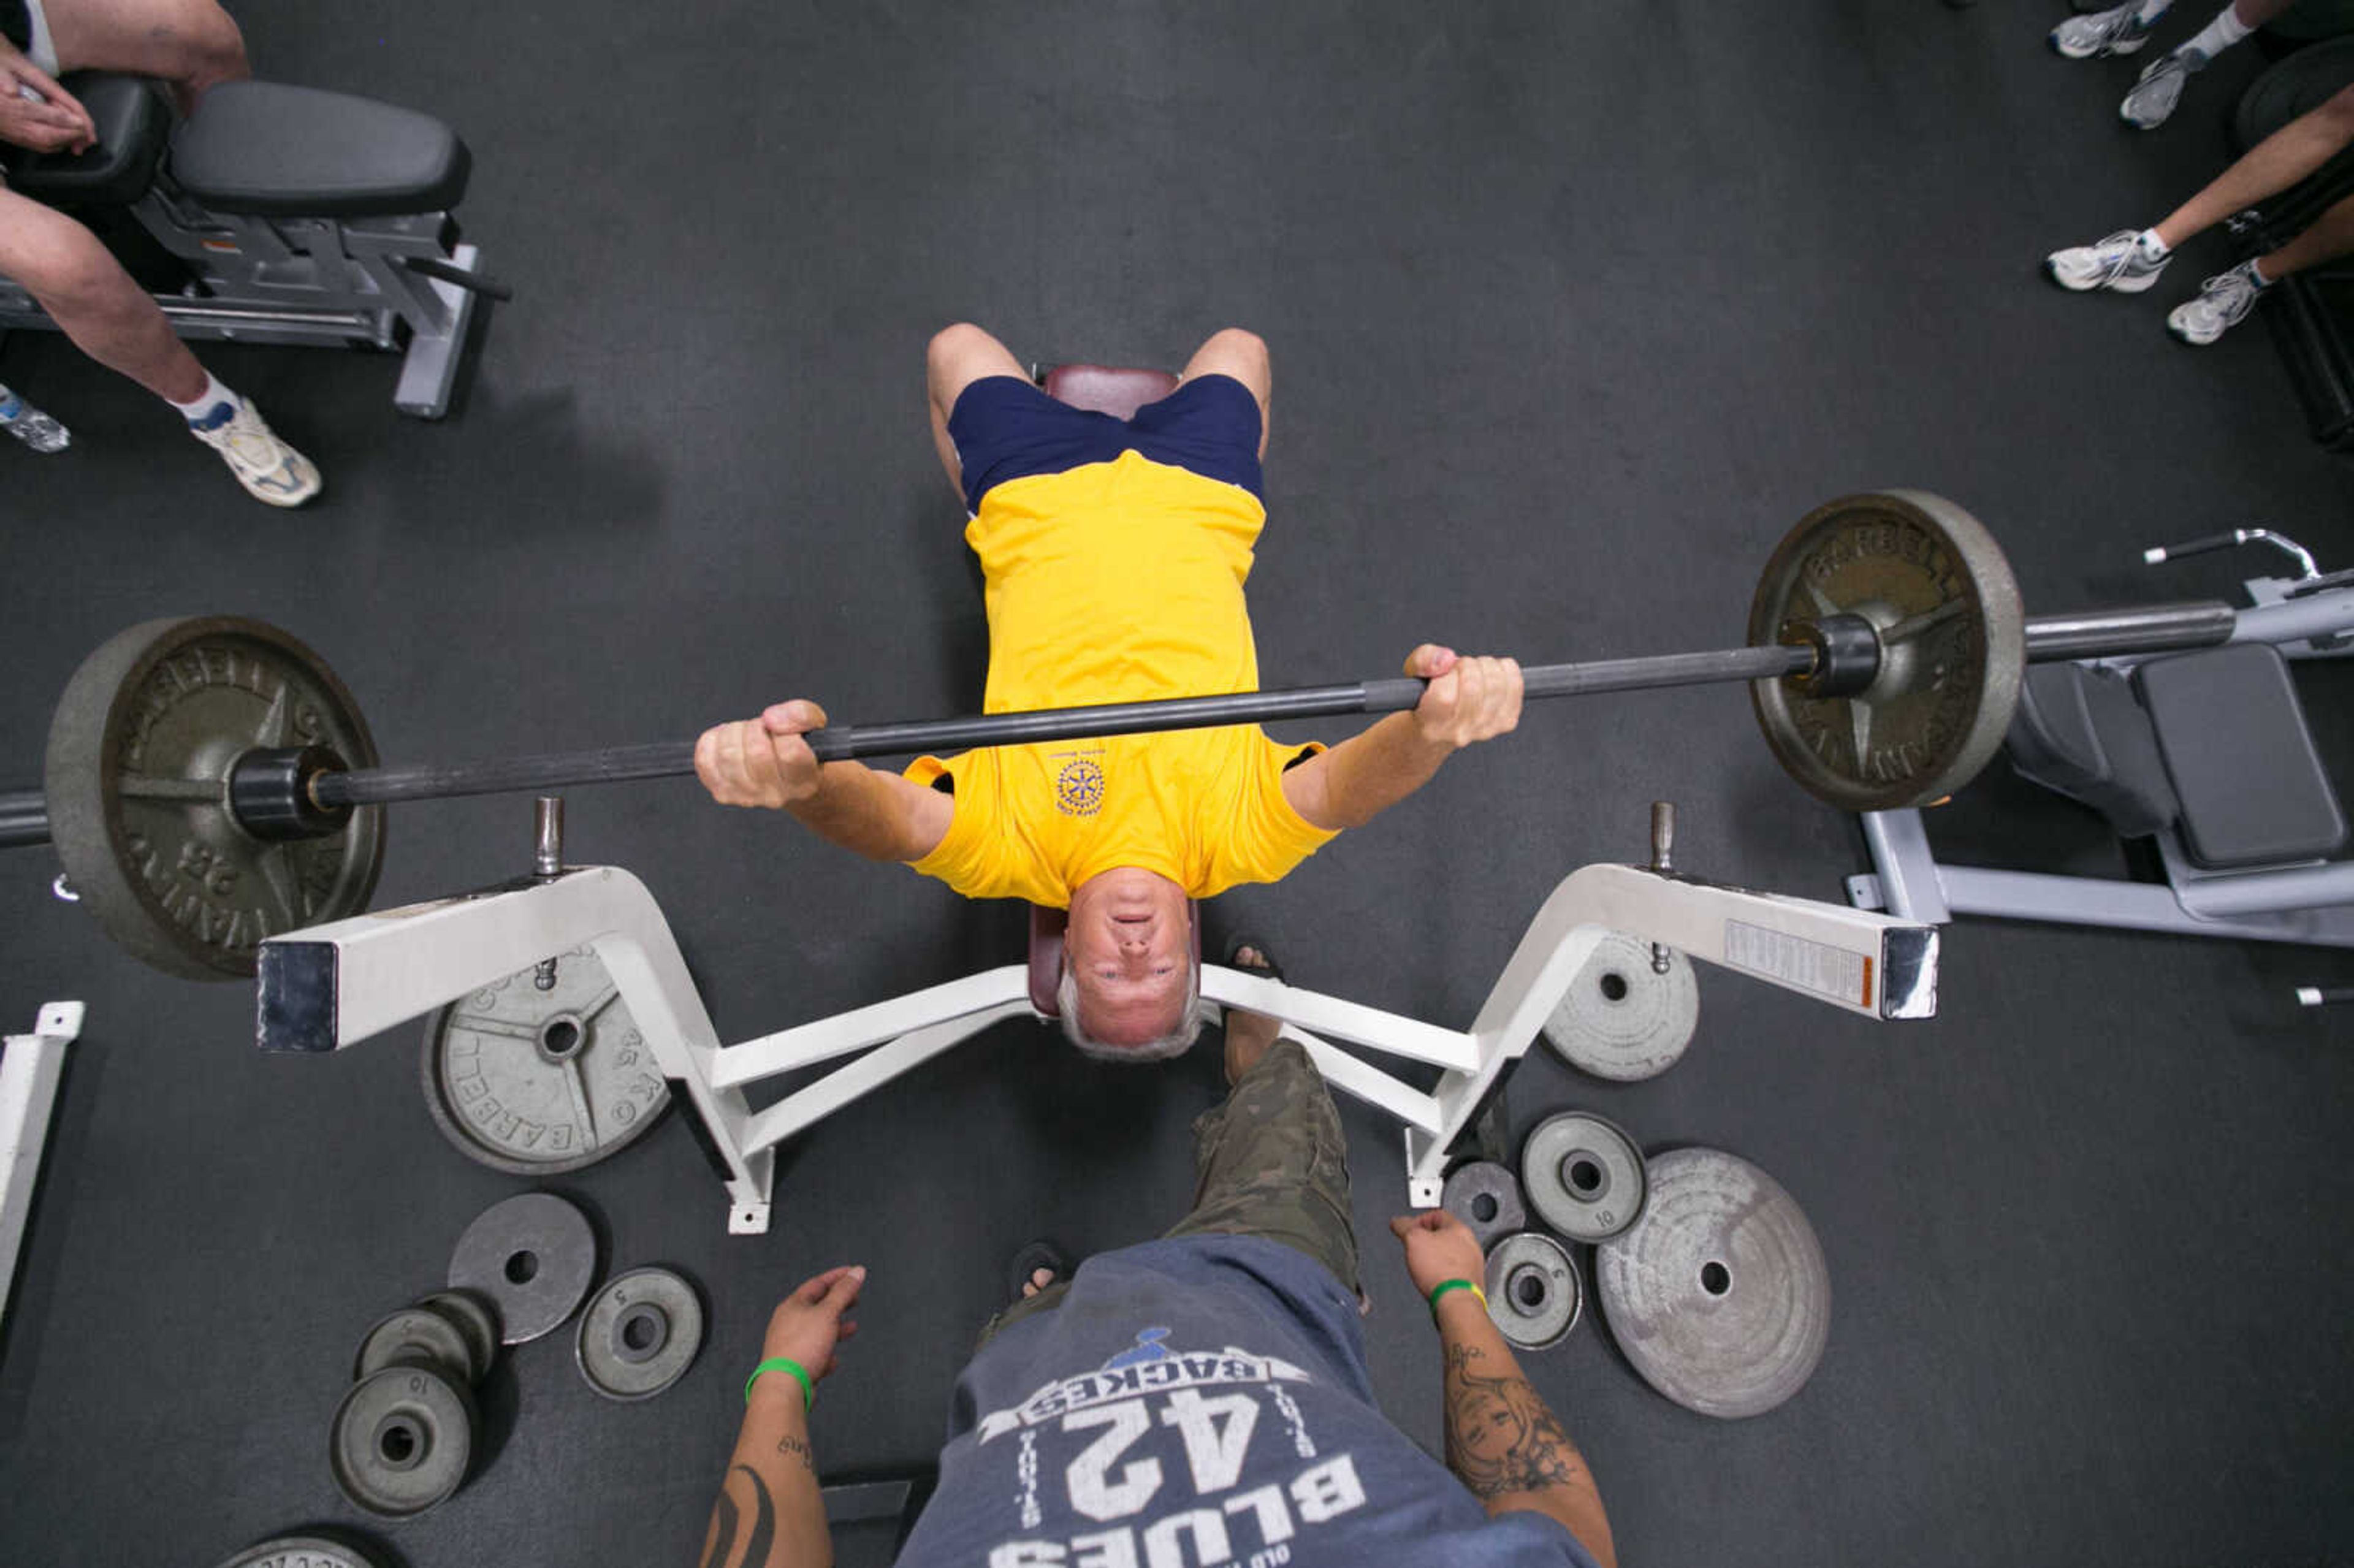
[0,47,96,154]
[1389,1208,1488,1298]
[695,699,829,809]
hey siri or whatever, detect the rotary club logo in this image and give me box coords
[1055,758,1106,816]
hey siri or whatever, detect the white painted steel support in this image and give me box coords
[1,1001,81,1338]
[259,862,1936,1230]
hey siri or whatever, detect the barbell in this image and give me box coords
[1,490,2242,980]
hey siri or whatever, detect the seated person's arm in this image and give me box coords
[1393,1210,1617,1566]
[696,1266,864,1568]
[696,700,953,862]
[0,40,96,153]
[1281,645,1523,831]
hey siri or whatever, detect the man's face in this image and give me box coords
[1065,868,1192,1047]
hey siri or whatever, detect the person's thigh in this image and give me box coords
[1124,374,1266,502]
[1164,1038,1359,1295]
[0,184,119,304]
[943,373,1126,516]
[1176,327,1270,456]
[44,0,242,84]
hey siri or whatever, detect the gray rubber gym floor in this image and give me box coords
[5,3,2352,1565]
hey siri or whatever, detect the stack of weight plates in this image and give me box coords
[330,1288,501,1517]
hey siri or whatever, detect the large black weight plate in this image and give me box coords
[447,1190,598,1344]
[44,617,382,979]
[576,1265,704,1402]
[328,1362,474,1518]
[211,1537,383,1568]
[1594,1147,1830,1420]
[420,946,670,1175]
[1750,492,2025,812]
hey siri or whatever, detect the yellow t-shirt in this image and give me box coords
[904,450,1338,905]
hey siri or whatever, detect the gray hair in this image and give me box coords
[1058,954,1204,1063]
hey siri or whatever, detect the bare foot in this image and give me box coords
[1224,945,1283,1085]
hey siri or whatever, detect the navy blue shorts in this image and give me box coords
[946,373,1264,514]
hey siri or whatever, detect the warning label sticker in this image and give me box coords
[1723,921,1874,1010]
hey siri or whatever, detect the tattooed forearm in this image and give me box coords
[775,1433,815,1473]
[1442,1344,1594,1500]
[698,1463,777,1568]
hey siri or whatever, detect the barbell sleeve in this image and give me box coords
[0,788,48,850]
[2020,600,2236,661]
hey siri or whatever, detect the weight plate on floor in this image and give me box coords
[328,1362,474,1518]
[1595,1147,1830,1420]
[1748,491,2025,812]
[1483,1231,1582,1350]
[43,617,382,980]
[351,1304,476,1387]
[212,1536,383,1568]
[446,1190,598,1344]
[1542,932,1698,1082]
[576,1265,705,1402]
[420,946,670,1175]
[414,1288,500,1382]
[1522,1111,1648,1243]
[1441,1161,1527,1253]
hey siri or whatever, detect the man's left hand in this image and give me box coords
[1403,644,1523,749]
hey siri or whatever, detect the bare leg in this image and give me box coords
[924,321,1027,497]
[2155,85,2354,249]
[1177,327,1271,460]
[45,0,248,114]
[2254,191,2354,281]
[0,188,206,401]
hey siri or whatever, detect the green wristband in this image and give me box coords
[745,1356,814,1411]
[1427,1278,1488,1317]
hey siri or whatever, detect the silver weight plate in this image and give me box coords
[1483,1231,1582,1350]
[328,1362,474,1518]
[1595,1147,1831,1420]
[421,946,670,1175]
[213,1537,383,1568]
[414,1290,500,1383]
[351,1304,475,1387]
[1542,932,1698,1082]
[1522,1111,1648,1243]
[576,1265,705,1402]
[447,1191,598,1344]
[1440,1162,1527,1253]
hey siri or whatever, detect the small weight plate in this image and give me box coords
[44,617,383,980]
[414,1289,500,1383]
[1749,490,2026,812]
[1440,1161,1527,1253]
[1595,1147,1830,1420]
[212,1536,383,1568]
[447,1190,598,1344]
[420,946,671,1175]
[351,1304,475,1386]
[1542,932,1698,1082]
[328,1362,474,1518]
[576,1265,705,1402]
[1483,1231,1582,1350]
[1522,1111,1648,1243]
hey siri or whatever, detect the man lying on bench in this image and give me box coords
[694,324,1523,1060]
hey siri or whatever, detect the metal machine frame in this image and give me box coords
[1,1001,81,1339]
[254,845,1936,1235]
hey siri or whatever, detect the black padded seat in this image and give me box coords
[2133,644,2347,870]
[0,72,167,207]
[2006,664,2178,839]
[169,81,469,217]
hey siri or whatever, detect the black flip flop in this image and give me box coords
[1008,1238,1074,1305]
[1222,934,1286,985]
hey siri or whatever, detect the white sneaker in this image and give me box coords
[2167,261,2269,345]
[188,395,322,507]
[2047,230,2171,292]
[2052,2,2158,58]
[2121,46,2205,129]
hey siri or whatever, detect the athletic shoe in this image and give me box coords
[2051,2,2157,58]
[0,390,70,454]
[2167,261,2269,344]
[2046,230,2171,292]
[2121,45,2205,129]
[188,395,322,506]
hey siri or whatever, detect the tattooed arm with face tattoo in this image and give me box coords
[696,1265,866,1568]
[1390,1210,1617,1566]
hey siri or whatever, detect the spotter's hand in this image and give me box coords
[1404,645,1523,749]
[695,699,828,809]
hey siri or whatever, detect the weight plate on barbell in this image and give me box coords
[420,946,671,1176]
[1522,1110,1647,1243]
[1594,1146,1830,1420]
[1748,491,2025,812]
[211,1536,384,1568]
[1483,1231,1583,1350]
[327,1361,475,1518]
[42,617,383,979]
[413,1288,501,1383]
[1441,1160,1528,1253]
[1542,932,1697,1083]
[576,1265,705,1402]
[447,1190,599,1344]
[351,1303,477,1387]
